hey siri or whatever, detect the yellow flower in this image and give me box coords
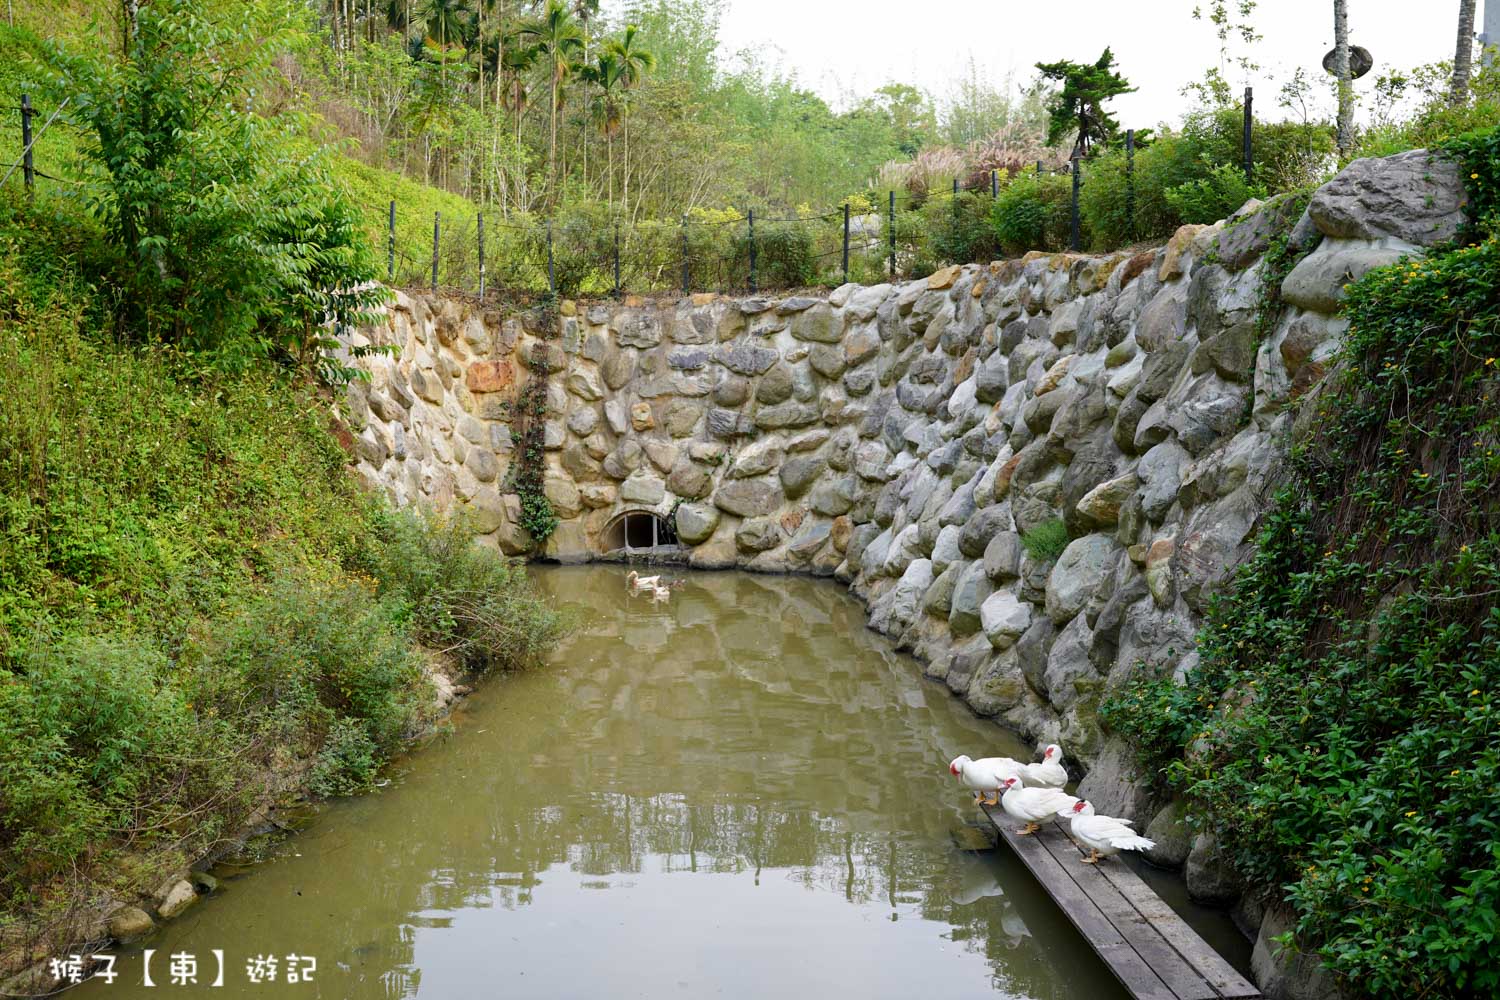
[1473,173,1481,179]
[1472,689,1482,696]
[1405,810,1417,817]
[1451,769,1461,776]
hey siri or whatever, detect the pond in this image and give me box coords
[71,567,1244,999]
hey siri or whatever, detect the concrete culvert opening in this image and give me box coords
[602,509,678,554]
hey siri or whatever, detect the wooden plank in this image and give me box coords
[1036,824,1220,1000]
[983,805,1179,1000]
[1079,847,1262,998]
[982,805,1264,1000]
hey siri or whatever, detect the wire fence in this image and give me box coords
[5,88,1262,301]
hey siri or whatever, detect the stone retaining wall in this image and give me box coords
[341,146,1465,998]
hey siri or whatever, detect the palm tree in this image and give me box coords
[500,29,540,156]
[521,0,584,190]
[606,24,655,213]
[1453,0,1478,105]
[419,0,472,89]
[583,50,624,207]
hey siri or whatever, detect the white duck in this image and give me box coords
[1062,800,1156,864]
[1019,743,1069,789]
[649,584,672,604]
[627,571,662,592]
[998,775,1078,835]
[948,755,1023,806]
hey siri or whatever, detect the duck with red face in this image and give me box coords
[947,754,1022,806]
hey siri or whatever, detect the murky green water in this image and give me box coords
[71,567,1233,999]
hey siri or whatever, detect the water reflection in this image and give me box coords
[73,568,1125,1000]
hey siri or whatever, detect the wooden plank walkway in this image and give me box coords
[980,803,1262,1000]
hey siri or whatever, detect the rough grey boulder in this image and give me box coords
[1185,833,1243,905]
[948,561,992,637]
[1044,534,1120,624]
[1280,238,1418,314]
[675,503,720,545]
[1307,148,1467,246]
[714,480,782,518]
[980,590,1032,649]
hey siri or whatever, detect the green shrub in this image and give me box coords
[1103,126,1500,998]
[1163,162,1268,228]
[189,567,428,754]
[991,173,1073,255]
[364,508,567,673]
[308,719,380,798]
[926,191,1002,265]
[1020,519,1070,561]
[734,221,815,289]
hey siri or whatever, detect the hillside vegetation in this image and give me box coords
[0,3,567,968]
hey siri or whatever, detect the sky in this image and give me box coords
[707,0,1486,126]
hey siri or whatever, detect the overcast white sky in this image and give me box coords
[706,0,1488,126]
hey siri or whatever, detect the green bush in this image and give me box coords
[364,508,567,674]
[308,718,380,798]
[1103,127,1500,998]
[927,191,1002,266]
[734,221,815,289]
[1020,519,1070,561]
[1163,162,1268,228]
[991,173,1073,255]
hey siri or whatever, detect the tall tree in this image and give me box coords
[1034,48,1134,156]
[583,49,623,207]
[1332,0,1354,160]
[418,0,472,88]
[1452,0,1478,105]
[606,23,654,212]
[521,0,584,191]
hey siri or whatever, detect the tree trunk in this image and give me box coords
[1453,0,1478,105]
[1333,0,1354,161]
[550,75,559,190]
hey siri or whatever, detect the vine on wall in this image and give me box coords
[513,343,558,547]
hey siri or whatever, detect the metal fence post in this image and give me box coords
[952,176,959,196]
[888,190,896,279]
[1036,159,1043,178]
[546,219,555,295]
[991,169,998,198]
[1243,86,1254,183]
[842,203,850,285]
[613,223,621,299]
[20,93,34,199]
[431,211,439,292]
[680,215,689,292]
[748,210,757,293]
[1069,155,1082,252]
[387,200,395,284]
[1125,129,1136,242]
[477,211,486,298]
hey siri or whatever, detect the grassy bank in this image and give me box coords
[0,196,565,965]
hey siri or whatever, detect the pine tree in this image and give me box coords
[1034,48,1135,156]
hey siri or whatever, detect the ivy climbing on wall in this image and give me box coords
[513,342,558,547]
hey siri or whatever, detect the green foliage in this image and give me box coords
[991,173,1073,256]
[1103,128,1500,997]
[0,201,564,920]
[1020,518,1070,562]
[1034,48,1134,155]
[308,719,379,798]
[735,220,815,289]
[512,348,558,547]
[1163,162,1268,227]
[41,0,388,374]
[927,192,1002,266]
[363,508,567,673]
